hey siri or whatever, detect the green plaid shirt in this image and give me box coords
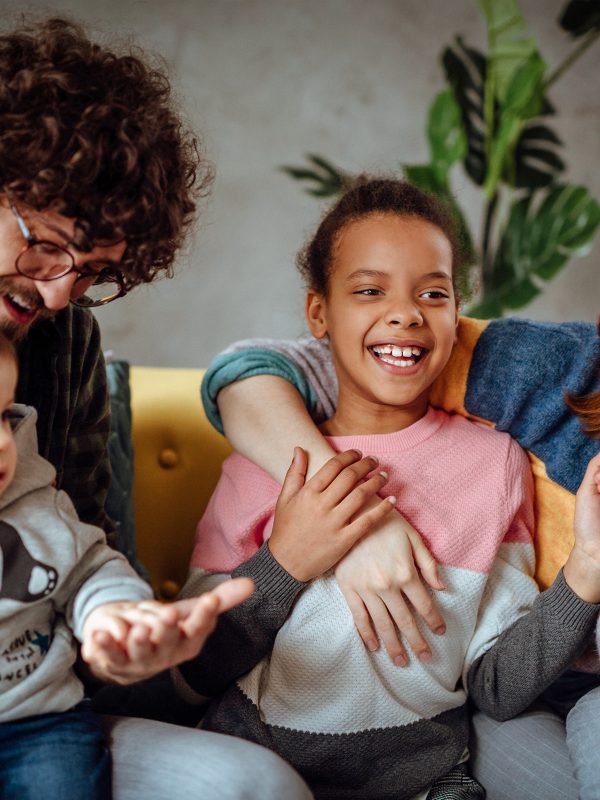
[16,305,114,535]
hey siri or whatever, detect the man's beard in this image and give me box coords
[0,277,51,341]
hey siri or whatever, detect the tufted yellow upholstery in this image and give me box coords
[130,367,232,599]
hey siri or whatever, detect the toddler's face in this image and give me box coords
[0,354,17,496]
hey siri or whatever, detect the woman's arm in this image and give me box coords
[219,375,446,664]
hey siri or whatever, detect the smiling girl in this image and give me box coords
[177,178,600,800]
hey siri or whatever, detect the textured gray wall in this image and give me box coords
[3,0,599,366]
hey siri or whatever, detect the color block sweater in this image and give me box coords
[176,408,600,800]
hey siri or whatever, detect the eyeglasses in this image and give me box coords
[9,202,127,308]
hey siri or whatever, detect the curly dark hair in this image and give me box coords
[0,16,213,290]
[297,176,468,301]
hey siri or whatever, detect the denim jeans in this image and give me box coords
[0,700,111,800]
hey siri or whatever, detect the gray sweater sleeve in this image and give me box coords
[468,570,600,721]
[201,337,337,433]
[175,544,306,698]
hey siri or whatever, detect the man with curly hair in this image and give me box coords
[0,15,312,800]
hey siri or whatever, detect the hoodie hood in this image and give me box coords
[0,404,55,511]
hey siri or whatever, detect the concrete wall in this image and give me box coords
[3,0,599,366]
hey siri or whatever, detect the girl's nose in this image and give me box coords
[33,272,80,311]
[385,302,423,328]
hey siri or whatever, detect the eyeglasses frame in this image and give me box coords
[8,202,127,307]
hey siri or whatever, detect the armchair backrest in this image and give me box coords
[130,366,232,598]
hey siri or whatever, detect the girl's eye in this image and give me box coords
[353,288,383,296]
[421,290,449,300]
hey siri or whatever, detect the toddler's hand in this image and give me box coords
[81,577,254,684]
[564,452,600,603]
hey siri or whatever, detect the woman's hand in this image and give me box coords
[335,509,446,666]
[564,452,600,604]
[268,447,396,582]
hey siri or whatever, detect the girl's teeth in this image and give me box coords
[380,355,416,367]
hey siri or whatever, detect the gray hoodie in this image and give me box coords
[0,405,151,722]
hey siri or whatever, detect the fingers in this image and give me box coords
[583,452,600,490]
[342,495,396,544]
[306,449,363,494]
[339,588,380,654]
[361,594,409,666]
[321,455,382,507]
[82,629,126,666]
[86,610,130,645]
[211,577,255,612]
[277,447,309,505]
[407,530,446,591]
[399,579,446,638]
[176,578,254,639]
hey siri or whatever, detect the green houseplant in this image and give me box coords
[282,0,600,317]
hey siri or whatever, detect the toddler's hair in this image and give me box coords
[0,332,17,369]
[297,176,467,299]
[565,317,600,438]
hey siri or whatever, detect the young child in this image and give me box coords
[176,178,600,800]
[0,333,253,799]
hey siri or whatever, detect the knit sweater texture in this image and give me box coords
[177,408,600,800]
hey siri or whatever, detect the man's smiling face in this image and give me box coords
[0,199,126,340]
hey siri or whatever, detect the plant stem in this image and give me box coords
[481,192,499,290]
[545,29,600,90]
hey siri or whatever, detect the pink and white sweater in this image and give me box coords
[175,408,599,800]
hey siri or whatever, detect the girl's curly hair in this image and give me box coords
[0,16,213,290]
[297,175,469,302]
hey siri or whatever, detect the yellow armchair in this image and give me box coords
[129,367,231,599]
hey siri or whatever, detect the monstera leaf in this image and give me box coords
[483,52,547,196]
[403,89,475,269]
[283,0,598,319]
[470,184,600,316]
[442,38,488,186]
[280,154,349,198]
[478,0,539,106]
[512,123,565,188]
[426,89,468,183]
[559,0,600,36]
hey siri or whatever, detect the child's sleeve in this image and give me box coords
[465,440,600,720]
[191,453,281,573]
[173,451,305,700]
[201,337,337,434]
[173,544,307,701]
[52,491,153,641]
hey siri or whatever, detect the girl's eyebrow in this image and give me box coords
[419,271,453,282]
[345,269,388,282]
[345,269,452,282]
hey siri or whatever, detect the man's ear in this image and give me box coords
[306,290,328,339]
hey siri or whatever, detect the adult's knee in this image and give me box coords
[104,715,312,800]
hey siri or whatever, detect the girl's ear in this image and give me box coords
[306,290,328,339]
